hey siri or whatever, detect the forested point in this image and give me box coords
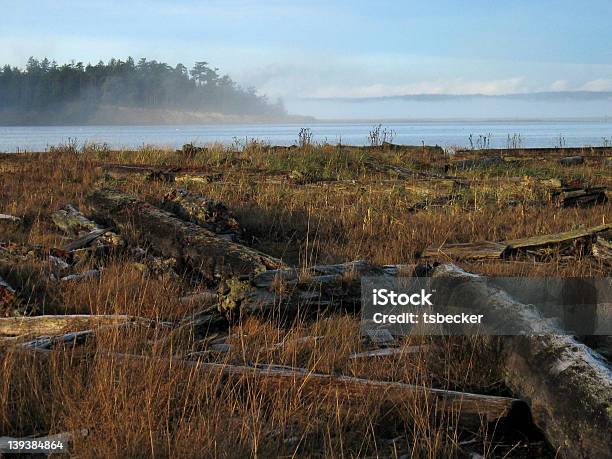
[0,57,288,124]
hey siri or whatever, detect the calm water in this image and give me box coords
[1,120,612,152]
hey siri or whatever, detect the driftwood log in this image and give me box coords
[51,204,123,250]
[422,223,612,261]
[0,314,137,336]
[559,156,584,166]
[218,260,419,314]
[552,185,608,207]
[162,188,242,240]
[105,352,527,430]
[87,188,285,280]
[432,264,612,458]
[449,156,503,169]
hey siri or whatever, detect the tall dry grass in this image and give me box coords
[1,142,607,457]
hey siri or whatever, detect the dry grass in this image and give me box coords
[1,142,609,458]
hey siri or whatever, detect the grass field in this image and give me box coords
[0,141,610,458]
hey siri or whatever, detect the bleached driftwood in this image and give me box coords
[87,188,285,279]
[0,314,136,336]
[432,264,612,458]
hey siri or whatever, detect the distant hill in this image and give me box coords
[0,57,296,125]
[306,91,612,103]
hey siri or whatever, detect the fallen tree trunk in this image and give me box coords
[87,188,285,280]
[51,204,123,249]
[107,353,527,429]
[0,314,137,336]
[365,159,455,180]
[503,223,611,256]
[162,188,243,240]
[219,260,419,314]
[552,185,608,207]
[432,264,612,458]
[421,223,612,261]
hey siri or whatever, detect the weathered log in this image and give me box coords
[51,204,123,249]
[0,213,20,223]
[504,223,611,255]
[449,156,502,169]
[63,228,109,251]
[349,345,427,360]
[432,264,612,458]
[559,156,584,166]
[220,261,418,313]
[365,159,454,180]
[592,232,612,265]
[175,173,222,185]
[422,224,612,261]
[552,185,608,207]
[15,320,144,350]
[52,204,100,236]
[407,194,464,213]
[0,314,136,336]
[421,241,507,260]
[87,188,285,279]
[19,329,96,350]
[60,269,100,282]
[0,213,21,231]
[162,188,242,239]
[105,353,527,429]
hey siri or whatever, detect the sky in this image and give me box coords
[1,0,612,118]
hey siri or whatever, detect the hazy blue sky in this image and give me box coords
[1,0,612,102]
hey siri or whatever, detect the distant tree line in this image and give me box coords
[0,57,285,116]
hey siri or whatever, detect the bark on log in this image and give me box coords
[365,159,455,180]
[559,156,584,166]
[432,264,612,459]
[51,204,123,249]
[551,186,608,208]
[0,314,136,336]
[219,260,420,314]
[162,188,242,239]
[449,156,503,169]
[87,188,285,280]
